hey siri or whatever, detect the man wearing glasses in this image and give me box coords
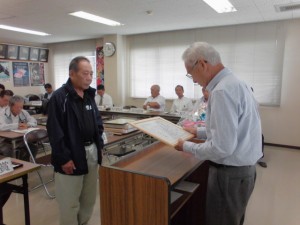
[176,42,262,225]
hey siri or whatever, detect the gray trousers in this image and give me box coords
[55,143,98,225]
[206,164,256,225]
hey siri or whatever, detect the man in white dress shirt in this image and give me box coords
[94,84,113,108]
[143,85,165,112]
[176,42,262,225]
[0,95,37,131]
[0,90,14,113]
[170,85,193,113]
[0,95,37,158]
[193,87,209,111]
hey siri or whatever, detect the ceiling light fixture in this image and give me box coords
[0,25,50,36]
[203,0,237,13]
[69,11,122,26]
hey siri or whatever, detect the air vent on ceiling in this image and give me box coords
[275,2,300,12]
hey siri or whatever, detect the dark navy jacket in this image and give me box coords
[47,79,104,175]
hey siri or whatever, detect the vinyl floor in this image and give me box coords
[2,146,300,225]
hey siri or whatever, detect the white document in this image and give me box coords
[129,116,194,146]
[11,127,40,134]
[0,157,14,175]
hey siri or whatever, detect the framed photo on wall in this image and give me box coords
[18,46,30,60]
[29,48,39,61]
[0,44,7,59]
[39,49,48,62]
[7,45,19,60]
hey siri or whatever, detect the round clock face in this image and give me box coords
[103,42,116,57]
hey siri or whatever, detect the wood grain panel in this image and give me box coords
[100,167,169,225]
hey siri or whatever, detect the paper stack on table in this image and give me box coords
[104,118,137,135]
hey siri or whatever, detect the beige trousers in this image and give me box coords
[55,143,98,225]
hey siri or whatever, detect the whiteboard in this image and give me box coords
[129,116,194,146]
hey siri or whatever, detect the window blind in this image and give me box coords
[128,21,285,106]
[50,40,97,89]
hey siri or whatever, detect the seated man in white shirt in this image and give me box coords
[193,87,209,112]
[0,95,37,131]
[0,90,14,113]
[95,84,113,108]
[143,85,166,112]
[170,85,193,113]
[0,95,37,159]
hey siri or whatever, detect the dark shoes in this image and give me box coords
[258,161,267,168]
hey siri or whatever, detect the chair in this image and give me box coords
[23,128,55,198]
[25,94,41,101]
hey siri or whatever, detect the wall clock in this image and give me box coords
[103,42,116,57]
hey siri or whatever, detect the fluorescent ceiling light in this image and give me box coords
[203,0,237,13]
[69,11,122,26]
[0,25,50,36]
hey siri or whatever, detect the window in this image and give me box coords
[128,21,285,106]
[50,40,97,89]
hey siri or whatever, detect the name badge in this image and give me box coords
[0,158,14,176]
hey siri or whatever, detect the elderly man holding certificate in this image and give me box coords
[175,42,262,225]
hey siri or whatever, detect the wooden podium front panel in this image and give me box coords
[100,166,169,225]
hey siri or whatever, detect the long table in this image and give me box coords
[0,125,46,157]
[99,110,181,124]
[0,157,40,225]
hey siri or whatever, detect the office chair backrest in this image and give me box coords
[25,94,41,101]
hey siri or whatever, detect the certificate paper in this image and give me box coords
[129,116,193,146]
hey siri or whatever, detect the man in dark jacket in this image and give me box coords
[47,56,104,225]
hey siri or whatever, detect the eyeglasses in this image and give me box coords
[186,60,198,79]
[186,60,208,79]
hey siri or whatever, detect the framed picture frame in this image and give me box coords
[18,46,30,60]
[39,49,48,62]
[129,117,194,146]
[0,44,7,59]
[29,48,39,61]
[7,45,19,60]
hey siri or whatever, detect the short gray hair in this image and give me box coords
[182,42,221,67]
[9,95,24,107]
[151,84,160,92]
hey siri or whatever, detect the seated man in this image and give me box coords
[95,84,113,108]
[170,85,193,113]
[44,83,54,100]
[0,90,14,113]
[143,85,165,112]
[193,87,209,112]
[0,95,37,159]
[0,95,37,130]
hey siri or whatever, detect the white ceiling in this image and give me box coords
[0,0,299,44]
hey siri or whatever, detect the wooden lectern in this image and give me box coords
[99,142,209,225]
